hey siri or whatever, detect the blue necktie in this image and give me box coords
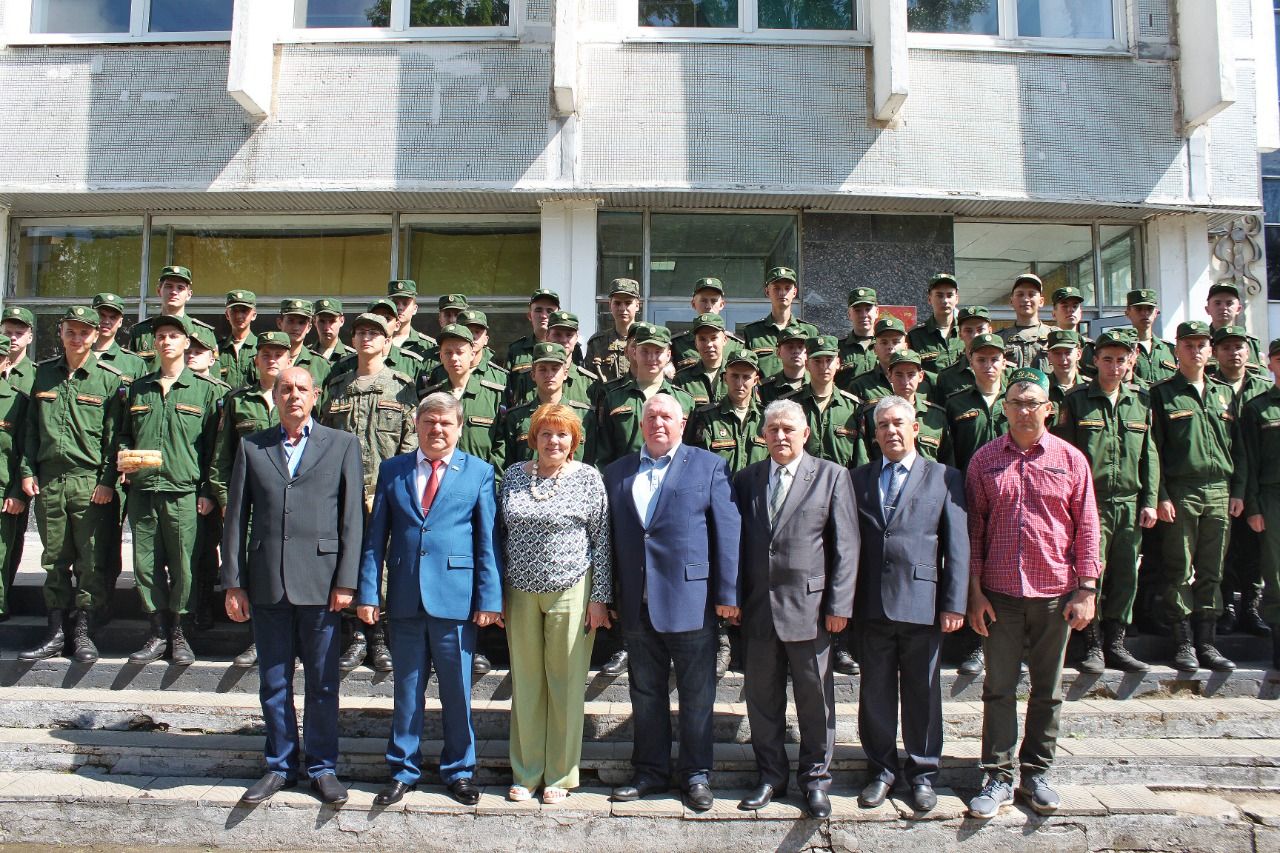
[882,462,905,523]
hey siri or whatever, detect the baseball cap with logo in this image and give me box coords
[1047,329,1083,350]
[806,335,840,358]
[532,342,569,365]
[437,294,468,311]
[437,323,475,343]
[314,298,343,317]
[92,293,126,314]
[691,313,726,332]
[1177,320,1213,340]
[158,265,192,284]
[548,310,579,330]
[957,305,992,324]
[150,314,191,336]
[351,313,392,337]
[256,331,290,350]
[970,332,1005,354]
[848,287,878,307]
[1127,289,1158,307]
[777,325,810,345]
[874,316,907,337]
[928,273,958,290]
[693,277,725,295]
[633,324,672,348]
[61,305,98,327]
[280,299,314,318]
[387,280,418,297]
[725,348,760,370]
[1052,286,1084,304]
[529,289,561,306]
[1006,367,1050,393]
[765,267,797,285]
[1212,324,1249,345]
[2,307,34,328]
[626,322,655,341]
[1095,330,1136,351]
[225,290,256,309]
[609,278,641,298]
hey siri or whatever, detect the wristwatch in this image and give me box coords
[1076,585,1098,596]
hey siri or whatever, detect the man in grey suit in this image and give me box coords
[851,396,968,814]
[732,398,859,818]
[222,367,364,806]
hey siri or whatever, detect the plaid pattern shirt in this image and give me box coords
[965,431,1101,598]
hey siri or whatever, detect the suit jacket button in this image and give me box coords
[420,550,426,555]
[284,535,290,540]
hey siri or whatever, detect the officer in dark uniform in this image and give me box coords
[908,273,964,372]
[217,290,258,389]
[740,267,818,377]
[838,286,878,379]
[757,324,810,405]
[129,266,216,367]
[585,279,640,383]
[998,272,1050,372]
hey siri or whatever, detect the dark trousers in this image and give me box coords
[980,591,1070,783]
[1222,514,1262,601]
[856,617,943,788]
[743,625,836,793]
[252,603,341,780]
[622,605,716,788]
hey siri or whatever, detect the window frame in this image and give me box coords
[283,0,520,43]
[906,0,1129,56]
[622,0,868,45]
[6,0,233,45]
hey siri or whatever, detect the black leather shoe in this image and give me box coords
[833,648,859,675]
[858,779,890,808]
[449,777,480,805]
[611,777,668,801]
[738,783,780,811]
[472,654,492,678]
[911,784,937,813]
[310,774,348,805]
[240,772,294,804]
[599,650,628,677]
[232,643,258,668]
[684,783,713,812]
[806,789,831,818]
[374,780,415,806]
[958,646,984,676]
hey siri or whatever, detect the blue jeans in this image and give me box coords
[622,605,716,788]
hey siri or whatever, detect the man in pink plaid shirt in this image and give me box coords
[963,367,1101,820]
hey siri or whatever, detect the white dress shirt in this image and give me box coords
[416,447,456,503]
[632,443,679,528]
[878,450,917,515]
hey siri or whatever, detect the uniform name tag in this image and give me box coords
[835,426,855,437]
[35,391,57,401]
[130,404,151,414]
[1167,410,1194,420]
[511,364,531,373]
[1123,421,1148,431]
[753,347,773,356]
[751,435,768,446]
[175,404,203,415]
[376,401,403,411]
[610,405,633,416]
[1077,419,1105,428]
[1161,360,1177,370]
[1263,420,1280,430]
[76,394,103,405]
[328,401,353,413]
[955,410,979,421]
[468,416,494,426]
[709,439,737,449]
[919,435,940,447]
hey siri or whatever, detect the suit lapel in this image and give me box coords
[402,453,425,519]
[263,431,289,481]
[293,425,328,480]
[885,457,927,531]
[771,454,816,533]
[864,465,887,529]
[754,461,773,534]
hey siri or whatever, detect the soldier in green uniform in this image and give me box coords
[312,298,351,364]
[593,324,695,469]
[320,313,417,673]
[740,267,818,377]
[183,325,231,630]
[505,289,561,376]
[387,279,437,359]
[1052,331,1159,673]
[1149,320,1236,672]
[1205,282,1263,369]
[335,298,427,385]
[0,337,28,622]
[998,272,1051,372]
[1049,287,1096,376]
[1,306,35,396]
[1124,289,1178,384]
[673,313,732,407]
[756,324,810,405]
[670,278,745,371]
[437,293,469,331]
[507,311,599,408]
[274,299,331,391]
[838,287,878,379]
[908,273,964,372]
[18,306,126,663]
[499,342,594,469]
[843,316,934,402]
[217,290,258,389]
[1046,329,1088,410]
[1231,339,1280,667]
[686,348,769,476]
[118,315,223,665]
[929,305,995,403]
[128,266,215,366]
[418,324,505,467]
[585,279,640,384]
[860,350,952,464]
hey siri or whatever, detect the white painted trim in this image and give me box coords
[4,32,231,45]
[277,28,517,42]
[1177,0,1237,133]
[621,0,868,43]
[903,0,1128,54]
[540,200,601,341]
[399,213,540,225]
[1253,0,1280,152]
[149,214,393,228]
[14,215,147,228]
[870,0,907,122]
[552,0,578,116]
[227,0,284,120]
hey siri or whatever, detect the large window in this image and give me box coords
[636,0,860,37]
[908,0,1121,47]
[14,219,144,300]
[295,0,510,31]
[27,0,233,37]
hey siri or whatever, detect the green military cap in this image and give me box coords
[626,321,655,341]
[388,279,418,297]
[1126,288,1158,307]
[1006,367,1050,393]
[1047,329,1083,350]
[437,293,468,311]
[725,348,760,370]
[92,292,126,313]
[971,332,1005,353]
[366,297,398,316]
[874,316,907,337]
[693,277,725,295]
[256,330,291,350]
[1212,324,1249,345]
[548,310,579,330]
[1052,286,1084,304]
[529,289,561,305]
[1269,338,1280,358]
[225,290,256,309]
[532,341,569,365]
[1,306,34,327]
[158,265,192,284]
[777,325,810,345]
[438,323,475,343]
[633,324,672,348]
[189,325,217,351]
[279,298,314,318]
[889,349,923,368]
[61,305,98,326]
[691,312,726,332]
[0,335,10,357]
[1095,330,1136,351]
[928,273,958,290]
[609,278,641,298]
[765,266,797,285]
[459,308,489,329]
[350,312,392,337]
[848,287,878,307]
[313,297,343,316]
[150,313,191,336]
[1208,282,1242,300]
[1176,320,1213,340]
[806,335,840,358]
[957,305,991,323]
[1012,272,1044,292]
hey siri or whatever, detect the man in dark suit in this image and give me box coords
[603,394,740,811]
[222,367,364,806]
[357,392,503,807]
[733,398,859,818]
[851,395,968,814]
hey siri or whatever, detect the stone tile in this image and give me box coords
[830,790,896,821]
[754,795,806,821]
[541,786,612,815]
[476,788,541,815]
[1110,738,1190,757]
[888,787,967,821]
[265,786,326,809]
[402,785,476,814]
[1243,739,1280,758]
[0,772,25,793]
[683,792,756,820]
[1055,737,1136,757]
[1238,795,1280,826]
[130,776,218,803]
[1158,791,1238,819]
[197,779,257,806]
[1091,785,1175,815]
[610,792,685,817]
[1170,738,1240,757]
[1054,785,1108,816]
[341,782,402,812]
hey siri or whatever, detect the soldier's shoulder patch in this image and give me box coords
[510,363,532,373]
[75,393,104,406]
[1160,360,1178,371]
[36,356,60,366]
[376,400,407,412]
[1123,421,1149,431]
[390,371,414,385]
[1262,419,1280,430]
[753,347,774,356]
[1076,418,1105,428]
[34,390,57,400]
[918,434,941,448]
[97,361,123,377]
[467,415,495,426]
[175,403,203,416]
[400,349,425,363]
[836,389,861,404]
[567,399,591,411]
[575,364,599,382]
[709,438,737,450]
[834,425,857,437]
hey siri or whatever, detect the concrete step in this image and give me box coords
[2,687,1278,744]
[1,769,1271,852]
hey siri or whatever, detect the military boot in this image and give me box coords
[368,619,394,672]
[1171,619,1198,672]
[1237,591,1271,638]
[70,609,99,664]
[1101,620,1149,673]
[1077,622,1104,674]
[170,617,195,666]
[129,612,169,664]
[19,609,66,661]
[338,617,367,673]
[714,625,732,680]
[1192,618,1236,672]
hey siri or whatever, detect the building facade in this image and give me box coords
[0,0,1275,354]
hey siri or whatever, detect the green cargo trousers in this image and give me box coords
[0,503,28,614]
[33,472,111,611]
[128,490,197,616]
[1098,498,1141,624]
[1160,481,1229,622]
[1256,488,1280,626]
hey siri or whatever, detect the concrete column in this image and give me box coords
[1144,214,1213,335]
[539,199,600,340]
[0,208,10,313]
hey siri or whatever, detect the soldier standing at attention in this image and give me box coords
[671,278,743,371]
[0,337,28,623]
[586,279,640,383]
[276,299,331,390]
[1046,330,1088,410]
[334,298,427,385]
[508,311,598,408]
[838,287,878,379]
[908,274,964,372]
[930,306,995,403]
[1205,282,1263,368]
[685,349,770,483]
[387,279,437,359]
[593,324,695,470]
[505,289,562,376]
[499,342,594,469]
[1149,320,1236,673]
[844,316,933,402]
[1124,289,1178,385]
[320,313,417,674]
[217,290,259,389]
[998,273,1050,372]
[0,306,36,395]
[436,293,468,330]
[860,350,952,465]
[418,324,506,469]
[1049,287,1095,376]
[312,298,351,364]
[18,306,125,663]
[1053,331,1159,673]
[740,267,818,378]
[757,325,810,406]
[673,313,732,408]
[129,266,215,367]
[184,326,231,631]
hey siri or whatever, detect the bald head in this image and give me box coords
[274,366,318,429]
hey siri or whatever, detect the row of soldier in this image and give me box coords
[0,263,1274,679]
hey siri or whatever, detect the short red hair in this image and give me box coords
[527,403,584,455]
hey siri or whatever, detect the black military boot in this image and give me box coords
[1171,619,1198,671]
[714,624,732,680]
[1077,622,1104,674]
[832,632,859,676]
[1101,620,1149,673]
[19,609,67,661]
[1192,618,1236,672]
[129,612,169,664]
[338,617,367,673]
[368,619,393,672]
[1217,594,1237,634]
[70,609,99,663]
[958,643,985,677]
[599,649,628,677]
[170,617,195,666]
[232,642,258,668]
[1237,591,1271,638]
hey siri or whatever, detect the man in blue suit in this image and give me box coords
[357,392,503,806]
[603,394,741,811]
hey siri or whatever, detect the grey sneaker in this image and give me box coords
[1016,774,1060,815]
[968,777,1014,819]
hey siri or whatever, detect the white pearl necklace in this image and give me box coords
[529,462,567,501]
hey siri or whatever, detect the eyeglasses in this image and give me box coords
[1004,398,1049,412]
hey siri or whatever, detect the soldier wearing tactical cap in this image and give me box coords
[860,350,952,466]
[218,290,259,389]
[91,293,147,383]
[1052,330,1158,674]
[671,278,745,371]
[998,272,1051,373]
[1205,282,1263,368]
[183,325,232,631]
[593,324,695,469]
[908,274,965,371]
[673,313,733,407]
[498,342,594,469]
[507,311,599,409]
[757,324,811,406]
[129,266,214,367]
[740,267,819,377]
[1149,320,1236,673]
[930,306,996,403]
[274,299,331,390]
[839,287,879,379]
[0,306,36,396]
[844,316,935,403]
[586,279,641,384]
[333,298,427,384]
[320,312,417,674]
[1050,287,1096,378]
[437,293,469,331]
[18,306,127,663]
[505,289,563,376]
[312,298,351,364]
[1045,329,1088,409]
[1123,289,1178,384]
[386,280,437,360]
[0,335,28,622]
